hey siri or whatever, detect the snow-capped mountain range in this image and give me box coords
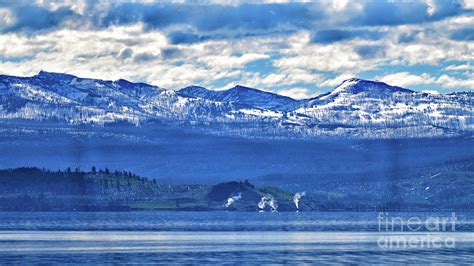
[0,71,472,139]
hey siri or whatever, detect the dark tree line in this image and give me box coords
[0,167,158,211]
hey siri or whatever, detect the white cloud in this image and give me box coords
[463,0,474,9]
[274,40,376,73]
[117,47,133,60]
[197,52,269,70]
[378,72,436,88]
[331,0,349,11]
[215,68,324,95]
[421,90,440,95]
[278,87,318,99]
[318,73,355,88]
[261,68,322,86]
[436,74,474,90]
[377,72,474,91]
[269,15,474,86]
[445,64,473,71]
[0,8,14,26]
[0,23,272,90]
[426,0,436,16]
[0,6,472,94]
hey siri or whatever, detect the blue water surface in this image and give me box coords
[1,211,474,264]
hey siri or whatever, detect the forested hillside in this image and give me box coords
[1,163,473,212]
[0,167,209,211]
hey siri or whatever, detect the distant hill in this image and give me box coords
[0,167,296,212]
[0,167,208,211]
[1,165,474,212]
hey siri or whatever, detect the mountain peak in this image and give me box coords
[226,85,277,97]
[229,85,256,92]
[178,86,216,100]
[318,78,414,101]
[35,71,77,80]
[340,77,364,83]
[113,78,158,89]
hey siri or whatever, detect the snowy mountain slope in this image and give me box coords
[177,85,297,111]
[291,78,473,132]
[0,71,281,125]
[0,71,472,139]
[314,78,413,101]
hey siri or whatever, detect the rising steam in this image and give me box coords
[293,192,306,210]
[258,195,278,212]
[224,193,242,208]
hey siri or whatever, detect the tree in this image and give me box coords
[91,166,96,174]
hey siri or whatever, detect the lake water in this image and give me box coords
[1,212,474,264]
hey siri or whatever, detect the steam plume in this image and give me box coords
[293,192,306,210]
[224,193,242,208]
[258,195,278,212]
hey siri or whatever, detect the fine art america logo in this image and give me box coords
[377,212,457,249]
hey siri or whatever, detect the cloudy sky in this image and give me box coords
[0,0,473,98]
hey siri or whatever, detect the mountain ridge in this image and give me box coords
[177,84,297,111]
[3,71,472,101]
[0,71,473,139]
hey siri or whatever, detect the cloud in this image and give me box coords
[96,1,470,35]
[133,52,158,63]
[96,2,322,34]
[350,0,467,26]
[0,4,80,34]
[378,72,474,90]
[0,1,472,94]
[0,23,273,89]
[318,73,355,88]
[445,64,472,71]
[197,53,270,70]
[224,66,323,93]
[117,47,133,60]
[168,31,204,44]
[396,30,423,43]
[161,47,183,60]
[260,68,320,86]
[311,29,385,44]
[378,72,436,88]
[450,27,474,41]
[354,45,386,59]
[421,90,440,95]
[0,8,14,26]
[274,33,384,73]
[464,0,474,9]
[2,1,467,36]
[278,88,314,99]
[436,74,474,89]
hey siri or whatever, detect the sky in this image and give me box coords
[0,0,473,99]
